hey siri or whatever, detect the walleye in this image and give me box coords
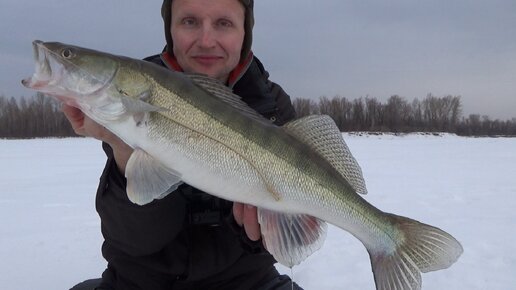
[22,40,462,290]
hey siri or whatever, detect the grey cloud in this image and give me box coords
[1,0,515,119]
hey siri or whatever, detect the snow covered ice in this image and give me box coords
[1,134,515,290]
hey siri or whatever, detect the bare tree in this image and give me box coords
[365,97,383,131]
[383,95,406,132]
[292,97,318,118]
[351,98,365,131]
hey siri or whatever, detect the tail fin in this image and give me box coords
[368,213,463,290]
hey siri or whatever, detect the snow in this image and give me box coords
[1,135,515,290]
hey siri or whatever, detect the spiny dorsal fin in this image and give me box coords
[283,114,368,195]
[186,73,271,124]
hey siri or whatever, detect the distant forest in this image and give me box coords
[0,93,76,138]
[293,94,516,136]
[1,93,515,139]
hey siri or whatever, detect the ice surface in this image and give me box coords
[1,134,515,289]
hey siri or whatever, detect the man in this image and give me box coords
[69,0,301,289]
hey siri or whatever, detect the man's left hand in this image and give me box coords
[233,202,261,241]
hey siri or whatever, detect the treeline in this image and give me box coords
[1,93,515,138]
[0,93,76,138]
[294,94,516,136]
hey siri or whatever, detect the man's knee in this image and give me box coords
[256,274,304,290]
[69,278,104,290]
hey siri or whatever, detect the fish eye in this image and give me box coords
[61,48,75,59]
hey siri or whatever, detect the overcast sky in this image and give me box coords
[1,0,515,119]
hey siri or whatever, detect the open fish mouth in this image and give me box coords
[21,40,64,90]
[21,40,119,98]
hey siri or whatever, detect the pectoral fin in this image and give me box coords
[120,90,165,113]
[258,209,327,267]
[125,148,183,205]
[90,90,165,123]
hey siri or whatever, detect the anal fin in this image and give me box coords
[258,209,327,267]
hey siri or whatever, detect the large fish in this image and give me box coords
[22,40,462,290]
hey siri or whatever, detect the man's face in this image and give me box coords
[170,0,245,82]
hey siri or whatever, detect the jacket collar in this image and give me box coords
[160,51,254,89]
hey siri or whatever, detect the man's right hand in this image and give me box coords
[62,104,133,174]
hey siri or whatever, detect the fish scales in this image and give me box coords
[148,68,394,251]
[22,41,463,290]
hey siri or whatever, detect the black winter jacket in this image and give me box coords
[95,54,296,290]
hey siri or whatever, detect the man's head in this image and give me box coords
[161,0,254,82]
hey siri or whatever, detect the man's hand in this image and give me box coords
[62,104,110,141]
[233,202,261,241]
[63,104,263,242]
[61,104,133,174]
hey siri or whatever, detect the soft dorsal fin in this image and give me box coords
[186,73,271,124]
[283,114,368,195]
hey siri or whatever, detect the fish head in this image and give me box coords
[21,40,119,106]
